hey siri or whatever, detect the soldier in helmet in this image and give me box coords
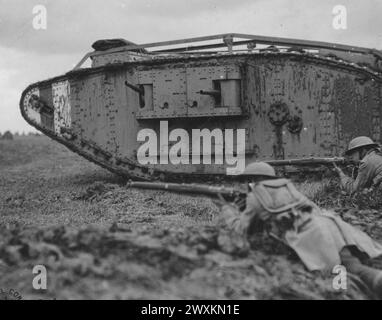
[333,136,382,194]
[214,162,382,297]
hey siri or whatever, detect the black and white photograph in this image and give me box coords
[1,0,382,304]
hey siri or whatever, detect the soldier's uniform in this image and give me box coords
[219,162,382,296]
[339,149,382,194]
[337,137,382,194]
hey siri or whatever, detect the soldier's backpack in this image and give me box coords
[246,178,318,238]
[249,178,312,219]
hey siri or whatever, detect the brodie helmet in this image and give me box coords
[241,162,276,178]
[345,136,378,155]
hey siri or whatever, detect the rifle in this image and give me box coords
[126,181,247,209]
[126,158,357,208]
[265,157,357,166]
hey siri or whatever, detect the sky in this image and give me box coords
[0,0,381,133]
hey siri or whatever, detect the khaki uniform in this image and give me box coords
[222,178,382,271]
[340,149,382,194]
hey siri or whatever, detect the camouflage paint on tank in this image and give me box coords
[19,34,382,181]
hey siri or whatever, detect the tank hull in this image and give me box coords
[20,46,382,181]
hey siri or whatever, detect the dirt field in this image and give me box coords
[1,136,382,300]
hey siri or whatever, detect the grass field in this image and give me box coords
[0,136,381,299]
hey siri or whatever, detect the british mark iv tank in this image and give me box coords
[20,33,382,181]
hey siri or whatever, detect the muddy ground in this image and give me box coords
[0,136,382,300]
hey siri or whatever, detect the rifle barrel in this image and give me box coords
[265,157,354,166]
[127,181,240,197]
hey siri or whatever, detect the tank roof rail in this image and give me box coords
[73,33,382,70]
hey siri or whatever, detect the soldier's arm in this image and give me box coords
[339,161,373,194]
[221,193,262,235]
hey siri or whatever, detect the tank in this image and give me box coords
[20,33,382,181]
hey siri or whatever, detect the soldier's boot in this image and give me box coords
[340,248,382,298]
[371,272,382,298]
[348,262,382,298]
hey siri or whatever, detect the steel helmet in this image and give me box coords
[345,136,378,155]
[241,162,276,177]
